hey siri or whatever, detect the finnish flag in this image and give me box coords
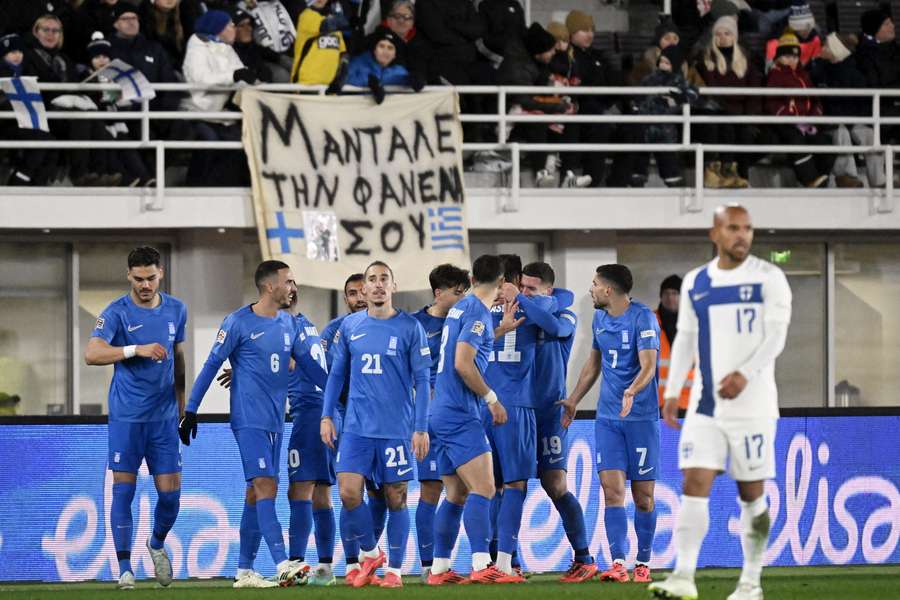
[96,59,156,104]
[0,77,49,132]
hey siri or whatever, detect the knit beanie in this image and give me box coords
[788,0,816,33]
[825,31,856,62]
[775,31,801,58]
[87,31,112,58]
[660,274,683,295]
[860,9,890,37]
[659,44,685,72]
[565,10,594,35]
[654,17,681,47]
[0,33,24,56]
[369,25,405,61]
[195,10,232,37]
[525,22,556,55]
[546,21,569,43]
[713,15,739,40]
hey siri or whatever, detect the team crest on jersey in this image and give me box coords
[471,321,485,335]
[95,317,105,330]
[681,442,694,460]
[216,329,227,344]
[387,336,398,356]
[740,285,753,301]
[168,322,176,335]
[621,331,629,344]
[113,452,121,464]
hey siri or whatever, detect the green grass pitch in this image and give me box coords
[2,566,898,600]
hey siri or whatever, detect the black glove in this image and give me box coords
[368,74,386,105]
[408,73,425,93]
[232,67,257,84]
[178,411,198,445]
[326,60,348,95]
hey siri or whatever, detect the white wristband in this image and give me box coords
[123,345,137,359]
[483,390,498,406]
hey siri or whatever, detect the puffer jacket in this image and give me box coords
[345,51,411,87]
[180,34,246,115]
[765,63,822,117]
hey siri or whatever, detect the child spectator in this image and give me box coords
[331,26,416,103]
[764,0,822,70]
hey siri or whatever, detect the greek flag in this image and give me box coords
[96,59,156,104]
[0,77,49,132]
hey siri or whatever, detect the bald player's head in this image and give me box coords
[710,204,753,264]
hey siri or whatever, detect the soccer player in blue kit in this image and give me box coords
[427,254,511,585]
[562,264,661,584]
[516,262,597,582]
[411,264,471,580]
[84,246,187,590]
[320,261,432,589]
[179,260,328,588]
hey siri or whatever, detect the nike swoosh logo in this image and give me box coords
[638,467,654,475]
[250,332,265,340]
[597,328,606,334]
[421,542,433,548]
[397,467,413,476]
[127,324,143,332]
[692,291,709,301]
[549,457,564,464]
[427,331,441,338]
[289,470,299,477]
[350,333,367,341]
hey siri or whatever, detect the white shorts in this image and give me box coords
[678,414,777,481]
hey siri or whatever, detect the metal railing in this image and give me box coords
[1,82,898,213]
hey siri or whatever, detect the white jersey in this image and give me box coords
[675,255,792,420]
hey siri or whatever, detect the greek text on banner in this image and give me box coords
[239,89,469,290]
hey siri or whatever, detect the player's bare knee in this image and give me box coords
[252,476,277,500]
[635,495,655,512]
[287,480,314,502]
[384,483,408,510]
[601,483,626,506]
[421,481,443,504]
[154,472,180,493]
[312,483,333,509]
[113,471,137,485]
[540,472,567,500]
[339,486,363,509]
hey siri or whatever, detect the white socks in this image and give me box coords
[472,551,492,572]
[431,557,451,575]
[739,496,770,586]
[673,495,710,580]
[496,551,513,575]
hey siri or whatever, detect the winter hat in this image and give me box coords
[713,15,739,40]
[369,25,405,59]
[660,274,683,295]
[659,44,685,72]
[0,34,24,56]
[861,9,891,37]
[87,31,112,58]
[654,17,681,47]
[112,4,140,20]
[233,8,253,26]
[825,31,856,62]
[565,10,594,35]
[547,21,569,43]
[788,0,815,33]
[775,31,801,58]
[195,10,232,37]
[525,22,556,55]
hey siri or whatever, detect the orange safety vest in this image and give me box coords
[656,309,693,409]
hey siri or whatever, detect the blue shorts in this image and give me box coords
[536,404,568,473]
[336,432,415,485]
[431,416,491,476]
[108,417,181,475]
[233,427,282,482]
[288,414,336,485]
[594,417,660,481]
[482,404,536,484]
[416,427,441,482]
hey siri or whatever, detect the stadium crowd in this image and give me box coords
[0,0,898,189]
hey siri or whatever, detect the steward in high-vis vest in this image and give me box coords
[656,274,693,409]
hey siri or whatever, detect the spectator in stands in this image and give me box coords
[233,8,283,82]
[290,0,347,85]
[0,1,75,44]
[23,14,79,87]
[0,33,61,186]
[181,9,252,186]
[383,0,432,84]
[764,0,821,70]
[479,0,526,64]
[765,32,834,188]
[856,9,900,142]
[628,17,704,86]
[237,0,296,81]
[139,0,204,67]
[694,15,758,188]
[810,32,883,188]
[566,9,617,187]
[332,25,417,103]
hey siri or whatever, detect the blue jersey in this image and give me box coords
[187,305,328,433]
[323,310,431,439]
[531,289,578,409]
[592,300,661,421]
[320,313,350,368]
[431,295,494,424]
[485,294,558,408]
[92,293,187,422]
[287,313,328,418]
[411,306,446,387]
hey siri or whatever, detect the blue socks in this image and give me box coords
[256,498,288,564]
[289,499,313,561]
[489,494,501,560]
[387,508,410,569]
[347,503,376,552]
[434,500,464,559]
[340,506,360,564]
[238,500,262,570]
[415,499,437,566]
[497,488,526,555]
[368,494,388,544]
[313,507,335,564]
[111,482,135,575]
[605,505,628,562]
[464,493,492,554]
[553,492,592,563]
[635,508,658,564]
[150,489,180,550]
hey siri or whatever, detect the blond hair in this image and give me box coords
[703,41,748,79]
[32,15,64,49]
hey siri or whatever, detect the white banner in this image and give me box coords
[238,89,469,290]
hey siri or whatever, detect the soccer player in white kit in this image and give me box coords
[649,205,792,600]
